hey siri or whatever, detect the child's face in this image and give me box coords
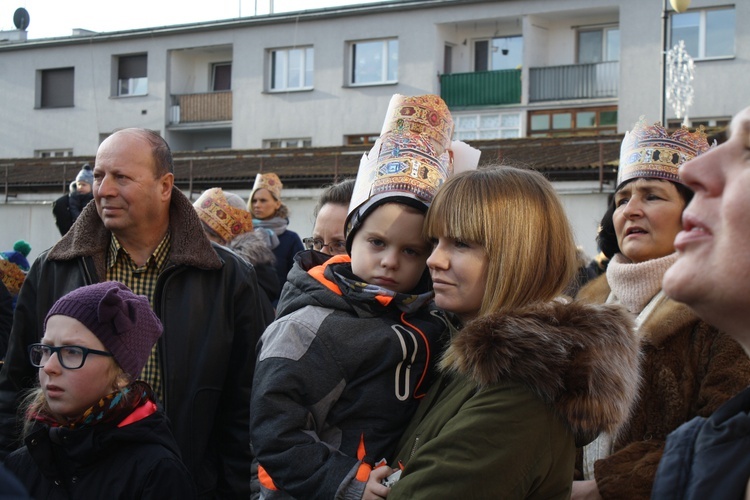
[76,181,92,194]
[39,315,119,421]
[350,203,430,294]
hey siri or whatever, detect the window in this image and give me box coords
[269,47,313,91]
[212,63,231,91]
[577,27,619,63]
[444,45,453,75]
[454,112,521,140]
[39,68,74,108]
[667,117,730,129]
[474,36,523,71]
[264,138,312,148]
[117,54,147,96]
[349,39,398,85]
[346,134,380,146]
[671,8,735,59]
[528,107,617,137]
[35,149,73,158]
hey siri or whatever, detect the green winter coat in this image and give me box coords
[390,300,642,500]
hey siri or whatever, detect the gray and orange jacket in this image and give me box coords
[250,250,447,499]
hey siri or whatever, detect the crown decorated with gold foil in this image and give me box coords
[618,118,711,188]
[194,188,254,243]
[348,95,456,220]
[251,173,283,201]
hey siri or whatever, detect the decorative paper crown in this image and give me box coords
[251,173,283,201]
[345,94,480,251]
[194,188,254,243]
[618,118,711,188]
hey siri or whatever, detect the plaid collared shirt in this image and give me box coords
[106,232,171,400]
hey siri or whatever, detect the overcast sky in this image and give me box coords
[1,0,387,39]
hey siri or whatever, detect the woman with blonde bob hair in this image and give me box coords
[381,166,641,499]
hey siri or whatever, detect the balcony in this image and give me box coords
[440,69,521,107]
[529,61,618,102]
[170,91,232,124]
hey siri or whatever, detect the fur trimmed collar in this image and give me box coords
[48,187,222,279]
[440,300,640,438]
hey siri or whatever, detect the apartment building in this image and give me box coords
[0,0,745,158]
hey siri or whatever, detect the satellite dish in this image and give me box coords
[13,7,30,31]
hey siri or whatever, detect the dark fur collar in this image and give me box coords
[441,300,640,438]
[48,187,222,279]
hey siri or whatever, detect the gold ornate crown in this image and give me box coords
[194,188,254,243]
[348,94,456,223]
[618,118,711,188]
[251,173,283,201]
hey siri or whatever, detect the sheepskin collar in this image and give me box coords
[578,274,701,347]
[440,300,640,439]
[48,187,222,280]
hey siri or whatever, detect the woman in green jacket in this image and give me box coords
[379,167,641,500]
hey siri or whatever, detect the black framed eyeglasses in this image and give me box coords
[303,237,347,255]
[28,343,114,370]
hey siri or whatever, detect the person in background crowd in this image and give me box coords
[0,282,11,359]
[52,182,77,237]
[251,94,478,500]
[0,128,267,498]
[0,241,30,311]
[193,187,278,321]
[4,282,195,499]
[1,241,31,273]
[381,166,640,499]
[68,163,94,221]
[304,178,356,257]
[572,119,750,500]
[651,105,750,499]
[248,173,304,289]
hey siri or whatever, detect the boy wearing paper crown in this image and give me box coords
[250,94,479,499]
[4,282,195,499]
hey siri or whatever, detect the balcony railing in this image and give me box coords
[171,91,232,124]
[529,61,618,102]
[440,69,521,107]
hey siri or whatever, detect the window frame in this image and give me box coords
[348,38,399,86]
[35,149,73,158]
[576,26,619,64]
[453,112,522,141]
[212,62,232,92]
[527,106,618,137]
[116,53,148,97]
[474,35,523,72]
[268,47,314,92]
[263,138,312,149]
[670,7,735,60]
[38,67,75,109]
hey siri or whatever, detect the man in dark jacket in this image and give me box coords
[0,128,267,498]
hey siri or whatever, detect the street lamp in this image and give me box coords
[660,0,691,126]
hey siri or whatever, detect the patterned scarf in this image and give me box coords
[330,265,434,314]
[33,381,155,430]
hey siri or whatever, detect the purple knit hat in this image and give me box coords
[44,282,162,379]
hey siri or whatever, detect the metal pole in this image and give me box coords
[660,0,669,126]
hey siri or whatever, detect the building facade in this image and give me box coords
[0,0,745,157]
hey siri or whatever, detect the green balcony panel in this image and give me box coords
[440,69,522,107]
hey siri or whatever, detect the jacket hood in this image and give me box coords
[47,187,222,279]
[441,300,640,440]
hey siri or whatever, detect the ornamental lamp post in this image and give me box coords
[660,0,691,126]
